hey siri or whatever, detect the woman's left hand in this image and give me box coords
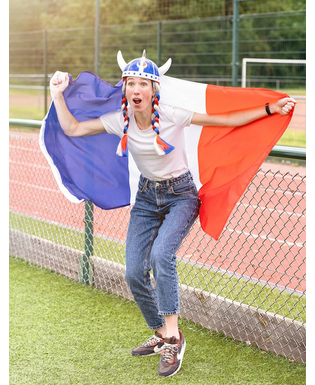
[272,97,297,115]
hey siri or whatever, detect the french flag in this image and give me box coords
[39,72,292,240]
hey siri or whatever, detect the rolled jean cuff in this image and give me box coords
[158,310,180,316]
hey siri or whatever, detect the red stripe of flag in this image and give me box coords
[198,84,293,240]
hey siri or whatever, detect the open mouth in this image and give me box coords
[133,98,142,105]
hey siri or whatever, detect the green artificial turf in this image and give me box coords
[9,257,305,385]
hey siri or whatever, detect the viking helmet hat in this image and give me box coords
[117,50,172,83]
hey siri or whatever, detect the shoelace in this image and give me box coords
[144,335,162,347]
[162,342,178,363]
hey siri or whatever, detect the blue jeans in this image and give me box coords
[125,171,200,330]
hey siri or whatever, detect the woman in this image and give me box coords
[50,50,296,377]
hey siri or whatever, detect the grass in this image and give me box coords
[9,212,306,323]
[9,105,46,121]
[9,88,47,120]
[280,89,306,97]
[9,256,306,385]
[277,129,306,148]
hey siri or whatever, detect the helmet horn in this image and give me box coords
[158,58,172,76]
[117,50,127,72]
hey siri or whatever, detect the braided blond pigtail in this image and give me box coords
[116,80,129,157]
[151,82,175,155]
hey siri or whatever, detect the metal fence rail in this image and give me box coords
[9,127,306,363]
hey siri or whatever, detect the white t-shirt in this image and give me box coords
[100,104,194,181]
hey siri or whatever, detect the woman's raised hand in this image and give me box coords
[50,71,69,99]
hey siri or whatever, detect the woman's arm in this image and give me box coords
[50,72,105,137]
[191,97,296,127]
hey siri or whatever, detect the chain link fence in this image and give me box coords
[9,10,306,84]
[9,9,306,148]
[9,131,306,363]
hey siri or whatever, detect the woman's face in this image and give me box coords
[125,77,154,113]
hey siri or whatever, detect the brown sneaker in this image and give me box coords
[131,331,165,356]
[158,329,186,377]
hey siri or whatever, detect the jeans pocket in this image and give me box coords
[170,180,195,196]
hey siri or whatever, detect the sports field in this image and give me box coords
[9,257,306,385]
[9,1,307,381]
[10,85,305,378]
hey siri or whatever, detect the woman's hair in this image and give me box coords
[116,78,175,157]
[117,80,129,157]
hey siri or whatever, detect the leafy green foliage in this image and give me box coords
[9,0,306,32]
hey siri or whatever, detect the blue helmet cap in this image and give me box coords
[117,50,172,83]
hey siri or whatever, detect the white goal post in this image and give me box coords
[241,58,306,88]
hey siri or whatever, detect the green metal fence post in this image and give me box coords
[79,200,94,285]
[43,30,48,115]
[79,0,100,286]
[94,0,100,76]
[157,21,162,66]
[232,0,239,87]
